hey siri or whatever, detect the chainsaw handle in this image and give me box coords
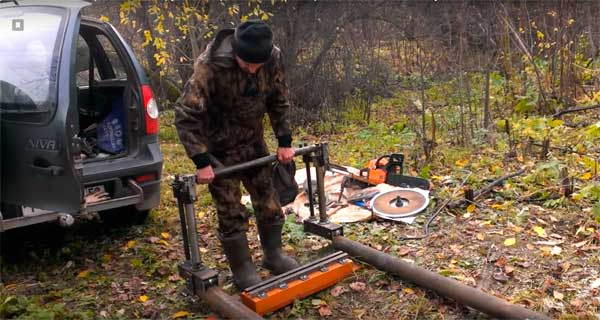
[374,155,390,169]
[359,167,369,178]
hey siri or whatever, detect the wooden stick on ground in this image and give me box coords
[448,168,526,209]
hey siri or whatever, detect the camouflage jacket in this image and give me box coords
[174,29,292,169]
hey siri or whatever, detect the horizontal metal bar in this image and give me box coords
[213,144,321,178]
[85,194,142,212]
[332,236,550,320]
[1,212,62,231]
[198,286,263,320]
[244,251,349,297]
[244,251,346,293]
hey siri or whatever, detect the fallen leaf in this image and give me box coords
[574,240,589,248]
[534,240,564,246]
[553,291,564,300]
[560,262,571,273]
[539,246,553,255]
[126,240,136,249]
[76,269,91,279]
[570,299,583,307]
[476,233,486,241]
[168,274,182,282]
[533,226,547,238]
[491,203,504,209]
[171,310,191,319]
[311,299,324,306]
[512,226,524,233]
[504,266,515,275]
[402,287,415,295]
[139,295,149,303]
[550,246,562,255]
[318,305,333,317]
[504,238,516,246]
[591,278,600,289]
[349,282,366,292]
[330,285,348,297]
[148,237,160,243]
[161,232,171,240]
[156,267,170,276]
[581,172,592,180]
[455,159,468,167]
[466,204,476,213]
[515,261,531,268]
[397,247,412,256]
[494,256,507,267]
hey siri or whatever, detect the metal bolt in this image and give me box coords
[278,282,288,289]
[320,266,329,272]
[300,274,308,281]
[338,258,347,264]
[258,292,266,299]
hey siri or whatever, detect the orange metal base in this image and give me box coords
[240,260,359,315]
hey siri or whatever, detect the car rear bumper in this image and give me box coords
[82,141,163,211]
[135,179,161,211]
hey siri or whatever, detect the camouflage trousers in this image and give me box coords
[208,140,284,236]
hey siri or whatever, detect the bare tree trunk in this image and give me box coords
[418,41,430,161]
[504,14,550,113]
[483,69,491,129]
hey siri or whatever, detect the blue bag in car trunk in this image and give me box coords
[97,98,125,154]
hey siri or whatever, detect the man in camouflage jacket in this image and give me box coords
[174,20,299,289]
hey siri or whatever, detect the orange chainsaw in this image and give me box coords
[329,154,430,203]
[329,154,405,186]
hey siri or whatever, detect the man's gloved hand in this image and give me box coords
[196,165,215,184]
[277,147,294,164]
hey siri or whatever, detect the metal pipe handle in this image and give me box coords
[213,144,321,178]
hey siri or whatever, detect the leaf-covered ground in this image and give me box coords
[1,105,600,319]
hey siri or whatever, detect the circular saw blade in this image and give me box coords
[371,188,429,219]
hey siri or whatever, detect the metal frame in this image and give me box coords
[243,251,350,299]
[174,143,549,320]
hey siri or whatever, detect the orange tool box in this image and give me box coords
[240,251,359,315]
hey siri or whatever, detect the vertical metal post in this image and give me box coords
[314,144,329,223]
[181,174,202,268]
[173,176,191,261]
[303,153,316,221]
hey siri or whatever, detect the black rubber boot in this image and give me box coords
[218,232,262,290]
[257,217,300,274]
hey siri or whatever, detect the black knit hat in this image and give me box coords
[232,19,273,64]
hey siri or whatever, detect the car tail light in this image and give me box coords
[134,173,157,183]
[141,84,159,135]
